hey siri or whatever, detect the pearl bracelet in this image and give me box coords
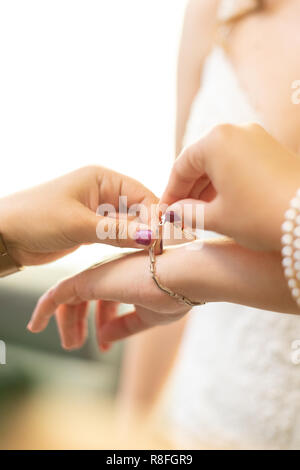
[282,189,300,307]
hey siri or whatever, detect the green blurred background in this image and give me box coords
[0,265,125,449]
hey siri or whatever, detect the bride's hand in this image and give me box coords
[27,248,192,349]
[161,124,300,251]
[27,238,297,349]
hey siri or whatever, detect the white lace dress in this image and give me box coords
[164,46,300,450]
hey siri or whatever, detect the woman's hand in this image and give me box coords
[161,124,300,251]
[27,248,191,348]
[27,238,297,349]
[0,165,157,266]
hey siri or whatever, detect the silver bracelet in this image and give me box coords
[282,189,300,307]
[149,216,206,308]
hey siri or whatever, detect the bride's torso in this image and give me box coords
[226,0,300,153]
[185,0,300,151]
[166,0,300,450]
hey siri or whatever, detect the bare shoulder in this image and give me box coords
[182,0,220,54]
[185,0,220,21]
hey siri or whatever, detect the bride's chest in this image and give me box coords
[226,6,300,153]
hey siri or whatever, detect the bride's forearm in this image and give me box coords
[158,239,297,315]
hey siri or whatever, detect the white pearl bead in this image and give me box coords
[285,268,294,278]
[282,221,294,233]
[285,208,297,220]
[282,246,293,257]
[282,234,293,245]
[292,288,300,298]
[288,278,297,289]
[283,190,300,306]
[282,257,293,267]
[295,261,300,271]
[291,197,300,210]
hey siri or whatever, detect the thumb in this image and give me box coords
[166,198,222,234]
[82,211,154,249]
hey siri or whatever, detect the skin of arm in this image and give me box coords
[28,240,298,370]
[119,0,220,415]
[175,0,219,156]
[116,317,188,422]
[28,238,299,345]
[161,239,295,314]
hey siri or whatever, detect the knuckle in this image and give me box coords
[178,142,203,177]
[209,123,237,144]
[123,314,141,335]
[79,165,101,176]
[73,275,82,300]
[71,165,102,186]
[243,122,262,134]
[115,220,127,242]
[74,272,90,301]
[203,124,239,165]
[114,223,122,246]
[46,286,59,310]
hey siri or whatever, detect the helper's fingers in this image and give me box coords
[167,197,222,234]
[95,300,119,352]
[160,140,208,206]
[56,301,89,350]
[95,215,154,248]
[75,203,154,248]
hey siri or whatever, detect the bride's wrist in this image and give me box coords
[154,242,212,305]
[0,199,21,277]
[0,197,22,272]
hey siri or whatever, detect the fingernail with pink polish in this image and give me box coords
[165,211,181,224]
[134,230,153,246]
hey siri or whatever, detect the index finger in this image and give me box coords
[27,277,80,333]
[160,141,207,206]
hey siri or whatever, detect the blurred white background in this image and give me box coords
[0,0,185,269]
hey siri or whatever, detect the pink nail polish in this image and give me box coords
[165,211,181,224]
[134,230,152,246]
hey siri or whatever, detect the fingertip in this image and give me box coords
[26,322,45,334]
[100,327,111,344]
[99,342,112,352]
[61,336,85,351]
[62,342,78,351]
[134,229,153,247]
[96,329,112,352]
